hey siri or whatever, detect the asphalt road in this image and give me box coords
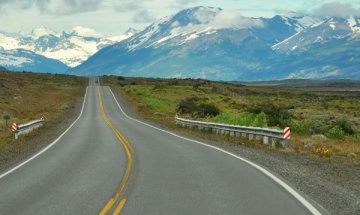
[0,77,322,215]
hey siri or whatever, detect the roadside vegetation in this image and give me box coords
[104,76,360,160]
[0,71,84,151]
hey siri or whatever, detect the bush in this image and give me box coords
[197,104,220,117]
[168,80,178,86]
[212,112,256,127]
[177,97,219,117]
[246,102,292,127]
[153,83,165,90]
[334,118,354,135]
[117,76,125,80]
[326,126,345,139]
[177,97,199,114]
[252,112,267,127]
[289,119,312,135]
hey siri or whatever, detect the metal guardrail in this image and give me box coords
[14,119,45,139]
[175,116,288,147]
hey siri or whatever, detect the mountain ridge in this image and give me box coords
[0,27,138,67]
[0,48,69,73]
[69,6,359,81]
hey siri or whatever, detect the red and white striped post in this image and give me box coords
[11,122,18,139]
[283,127,290,140]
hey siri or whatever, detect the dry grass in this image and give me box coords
[104,76,360,161]
[0,71,84,148]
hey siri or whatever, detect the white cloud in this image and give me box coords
[133,9,157,23]
[211,10,264,28]
[313,2,360,17]
[0,0,103,15]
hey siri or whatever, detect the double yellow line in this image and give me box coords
[97,87,134,215]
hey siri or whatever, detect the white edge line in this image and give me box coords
[108,86,321,215]
[0,87,88,179]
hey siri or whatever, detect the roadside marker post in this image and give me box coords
[283,127,290,139]
[11,122,18,139]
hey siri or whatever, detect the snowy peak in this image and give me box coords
[70,26,103,38]
[272,16,359,52]
[0,26,136,67]
[31,26,60,39]
[124,7,323,51]
[348,16,360,33]
[124,28,139,35]
[170,6,221,26]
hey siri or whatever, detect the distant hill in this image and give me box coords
[235,79,360,88]
[69,6,360,81]
[0,65,7,71]
[0,49,69,73]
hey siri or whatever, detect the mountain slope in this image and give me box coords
[0,49,69,73]
[0,65,7,71]
[69,7,359,80]
[0,27,138,67]
[70,7,322,80]
[273,17,360,52]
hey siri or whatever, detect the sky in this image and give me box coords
[0,0,359,36]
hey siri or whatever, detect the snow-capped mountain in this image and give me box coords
[0,48,69,73]
[273,16,360,52]
[119,7,319,51]
[0,26,138,67]
[0,65,7,71]
[69,7,360,80]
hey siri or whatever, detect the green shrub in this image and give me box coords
[177,98,198,114]
[246,102,292,127]
[326,126,345,139]
[144,97,171,112]
[289,119,312,135]
[334,118,354,135]
[212,112,256,126]
[197,104,220,117]
[252,112,267,127]
[153,83,165,90]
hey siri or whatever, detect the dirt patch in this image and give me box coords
[111,86,360,215]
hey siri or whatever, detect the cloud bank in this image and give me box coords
[313,2,360,17]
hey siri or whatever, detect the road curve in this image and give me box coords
[0,77,322,215]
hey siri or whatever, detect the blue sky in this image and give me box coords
[0,0,359,35]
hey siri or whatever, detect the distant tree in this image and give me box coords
[2,113,10,127]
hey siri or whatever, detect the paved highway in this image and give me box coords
[0,77,322,214]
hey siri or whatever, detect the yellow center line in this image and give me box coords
[97,87,133,215]
[113,198,127,215]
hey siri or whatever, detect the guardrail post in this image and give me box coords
[249,134,254,141]
[271,138,277,147]
[230,131,235,137]
[280,139,289,148]
[263,136,269,145]
[15,132,18,140]
[221,129,225,135]
[255,135,261,141]
[225,130,230,136]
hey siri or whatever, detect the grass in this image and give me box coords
[0,71,84,149]
[104,76,360,160]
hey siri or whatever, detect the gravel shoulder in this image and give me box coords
[111,87,360,215]
[0,84,87,175]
